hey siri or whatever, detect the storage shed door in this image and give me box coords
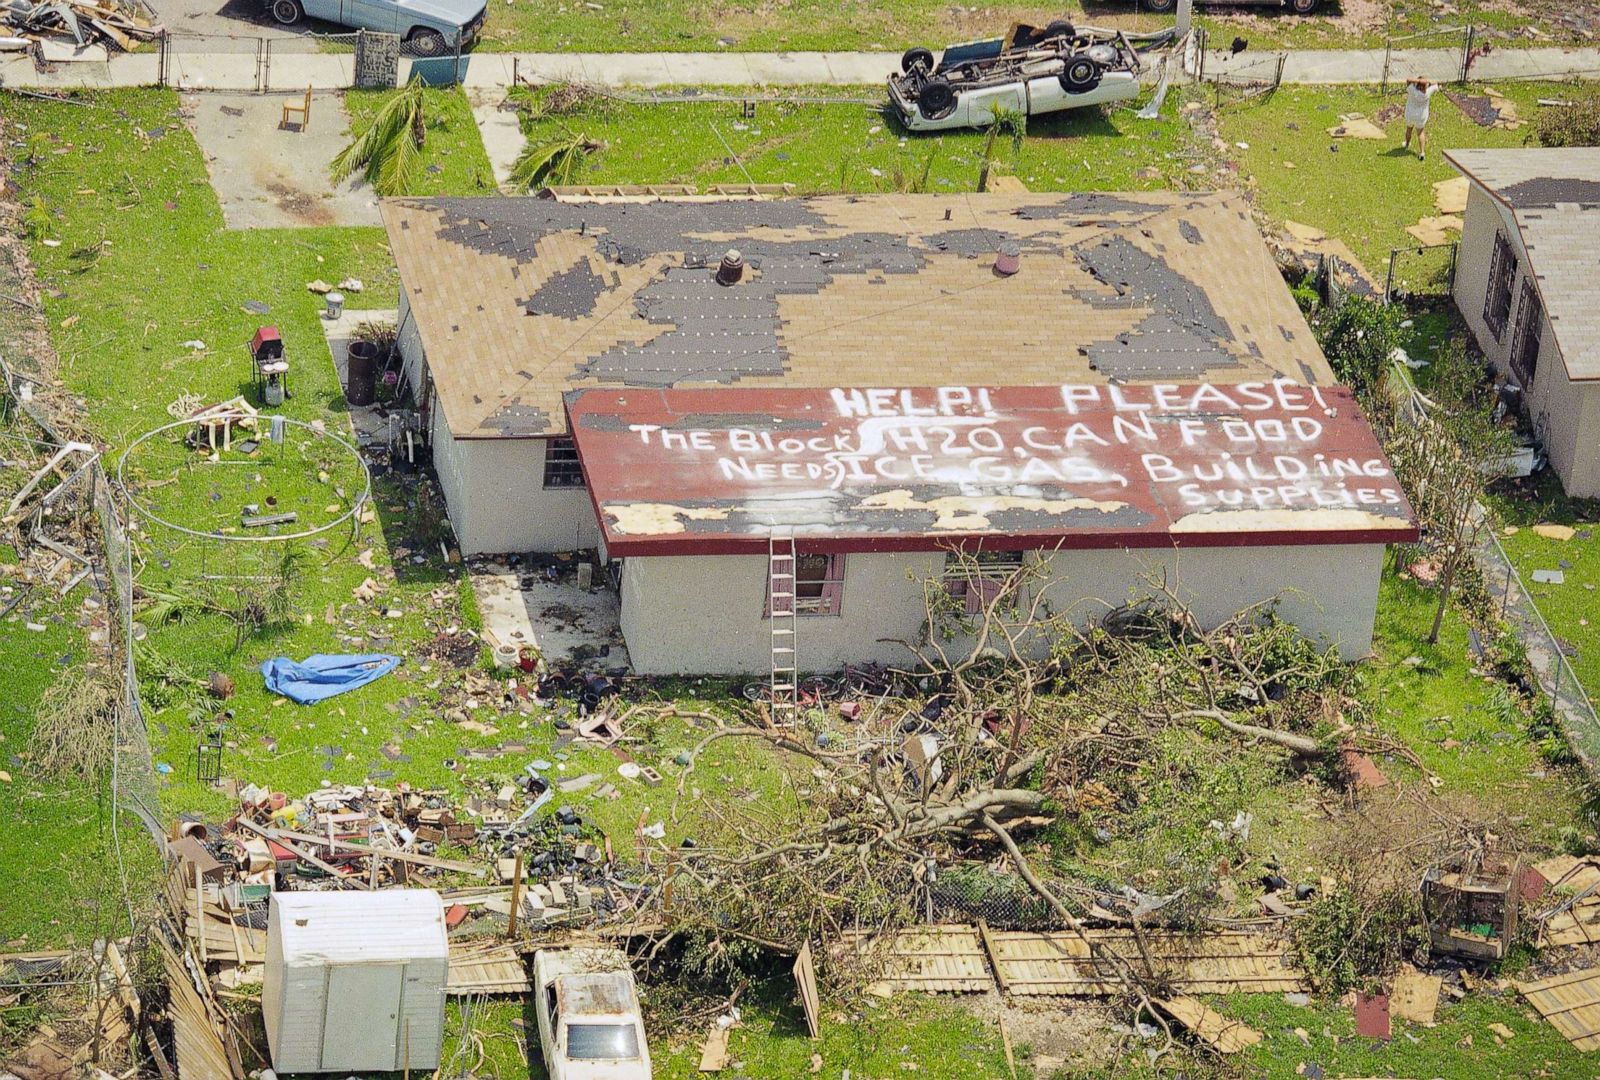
[322,962,404,1071]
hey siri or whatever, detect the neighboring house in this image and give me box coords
[1448,148,1600,498]
[384,192,1416,675]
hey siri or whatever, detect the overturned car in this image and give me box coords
[888,22,1145,131]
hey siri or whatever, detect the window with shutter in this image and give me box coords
[1509,279,1543,387]
[542,437,585,489]
[766,553,845,617]
[943,551,1026,615]
[1484,231,1517,341]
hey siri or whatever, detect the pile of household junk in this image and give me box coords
[1,0,160,58]
[167,777,650,981]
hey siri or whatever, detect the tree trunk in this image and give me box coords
[1428,545,1458,646]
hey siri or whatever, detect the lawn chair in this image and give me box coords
[281,87,312,131]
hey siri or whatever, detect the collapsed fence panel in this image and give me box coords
[837,925,1306,997]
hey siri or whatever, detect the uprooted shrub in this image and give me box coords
[29,665,120,780]
[1535,96,1600,148]
[1294,871,1428,995]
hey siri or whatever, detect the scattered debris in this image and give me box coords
[1532,570,1566,585]
[1533,523,1578,541]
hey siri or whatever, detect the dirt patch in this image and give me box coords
[261,177,336,227]
[415,630,483,669]
[966,991,1123,1074]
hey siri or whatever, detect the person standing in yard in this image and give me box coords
[1403,76,1441,160]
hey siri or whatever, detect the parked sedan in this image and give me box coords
[266,0,486,55]
[888,22,1143,132]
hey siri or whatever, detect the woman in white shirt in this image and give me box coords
[1403,77,1441,161]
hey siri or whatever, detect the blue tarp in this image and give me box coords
[260,653,401,705]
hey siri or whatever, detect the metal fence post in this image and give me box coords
[1381,38,1390,96]
[1460,25,1475,84]
[157,29,167,88]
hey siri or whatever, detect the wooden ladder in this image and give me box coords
[768,531,799,727]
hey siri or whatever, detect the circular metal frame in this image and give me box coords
[115,412,373,543]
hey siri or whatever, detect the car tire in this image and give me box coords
[1043,19,1076,40]
[1143,0,1176,11]
[1290,0,1319,12]
[269,0,303,25]
[406,27,448,56]
[917,77,956,120]
[1060,58,1102,94]
[901,46,935,74]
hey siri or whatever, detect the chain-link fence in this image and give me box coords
[0,350,164,847]
[1193,26,1286,107]
[1477,520,1600,775]
[1383,241,1459,306]
[1379,24,1477,95]
[156,27,466,90]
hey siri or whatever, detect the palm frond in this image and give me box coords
[508,126,602,191]
[332,77,428,195]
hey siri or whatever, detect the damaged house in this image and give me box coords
[1448,148,1600,498]
[383,192,1416,675]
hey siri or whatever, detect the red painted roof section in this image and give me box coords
[566,383,1419,557]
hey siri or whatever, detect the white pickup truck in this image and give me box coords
[533,948,653,1080]
[887,21,1145,131]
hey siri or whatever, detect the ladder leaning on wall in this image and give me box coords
[768,531,799,727]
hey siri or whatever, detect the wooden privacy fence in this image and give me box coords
[835,923,1306,998]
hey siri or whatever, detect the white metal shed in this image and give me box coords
[262,889,449,1074]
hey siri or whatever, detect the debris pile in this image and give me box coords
[1,0,161,57]
[164,777,649,982]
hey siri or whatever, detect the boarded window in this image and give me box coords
[769,553,845,617]
[944,551,1026,615]
[1509,279,1543,387]
[1484,231,1517,341]
[542,437,585,489]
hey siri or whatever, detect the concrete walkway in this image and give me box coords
[467,87,526,191]
[4,42,1597,92]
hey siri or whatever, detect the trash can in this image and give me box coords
[324,291,345,320]
[346,340,378,407]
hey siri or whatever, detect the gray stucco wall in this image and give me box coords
[400,285,602,555]
[619,542,1387,676]
[1455,183,1600,497]
[430,412,601,555]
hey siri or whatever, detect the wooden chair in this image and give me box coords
[281,87,312,131]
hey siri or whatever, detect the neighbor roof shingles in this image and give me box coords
[1447,148,1600,381]
[381,192,1335,439]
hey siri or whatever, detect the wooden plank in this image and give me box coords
[793,941,820,1039]
[1155,996,1262,1054]
[977,920,1008,995]
[266,826,486,876]
[235,820,370,889]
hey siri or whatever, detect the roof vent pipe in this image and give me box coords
[994,241,1022,276]
[716,249,745,286]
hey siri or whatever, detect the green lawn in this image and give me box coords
[471,0,1592,52]
[511,84,1202,193]
[0,559,161,949]
[1488,476,1600,709]
[1230,990,1593,1079]
[1217,81,1563,273]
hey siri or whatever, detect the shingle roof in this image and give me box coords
[382,192,1335,438]
[1447,148,1600,381]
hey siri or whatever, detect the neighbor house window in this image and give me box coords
[768,553,845,617]
[1510,279,1543,387]
[1484,231,1517,341]
[543,437,584,488]
[944,551,1026,615]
